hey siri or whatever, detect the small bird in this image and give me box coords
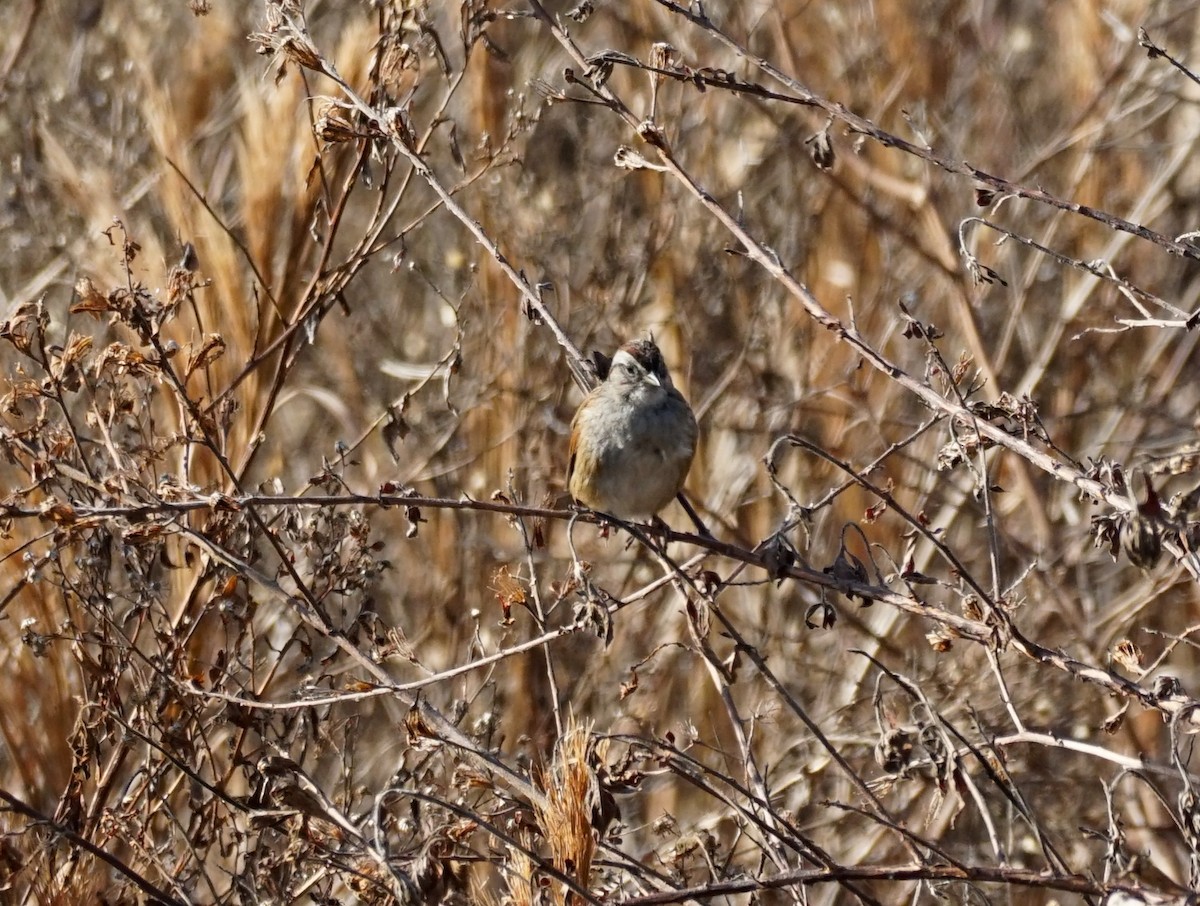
[567,337,698,521]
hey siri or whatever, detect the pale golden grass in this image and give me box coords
[492,721,598,905]
[498,831,538,906]
[533,720,598,904]
[1,0,1199,903]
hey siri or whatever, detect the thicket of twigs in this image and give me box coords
[4,1,1200,903]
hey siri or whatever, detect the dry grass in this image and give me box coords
[3,0,1200,903]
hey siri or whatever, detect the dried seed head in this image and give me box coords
[823,539,869,603]
[614,145,658,171]
[806,128,835,171]
[636,119,668,149]
[762,534,796,580]
[315,102,359,143]
[649,42,677,71]
[1153,675,1183,699]
[875,726,919,775]
[1123,514,1161,570]
[1124,474,1165,570]
[1111,639,1143,674]
[567,1,594,22]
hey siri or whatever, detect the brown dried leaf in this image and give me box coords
[51,332,94,391]
[95,343,157,377]
[926,629,953,652]
[316,102,360,143]
[166,265,197,314]
[123,523,167,545]
[60,332,94,370]
[1103,705,1128,735]
[404,705,436,742]
[619,666,639,699]
[2,379,44,415]
[184,334,226,380]
[70,277,111,315]
[0,300,48,356]
[42,502,78,525]
[806,128,835,170]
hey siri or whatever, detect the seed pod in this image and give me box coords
[1124,513,1161,570]
[875,727,918,775]
[806,128,835,170]
[1153,675,1183,699]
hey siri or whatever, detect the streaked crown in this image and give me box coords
[607,337,673,389]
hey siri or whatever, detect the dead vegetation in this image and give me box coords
[3,0,1200,903]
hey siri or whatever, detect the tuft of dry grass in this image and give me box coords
[3,1,1200,903]
[533,721,599,905]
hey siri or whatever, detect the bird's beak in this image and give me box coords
[645,372,661,387]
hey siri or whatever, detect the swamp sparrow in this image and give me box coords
[567,338,698,520]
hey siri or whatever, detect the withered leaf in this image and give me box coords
[184,334,227,380]
[43,502,78,525]
[0,300,48,355]
[1102,705,1128,735]
[95,343,157,377]
[70,277,111,315]
[405,705,436,741]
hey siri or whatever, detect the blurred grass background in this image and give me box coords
[3,0,1200,902]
